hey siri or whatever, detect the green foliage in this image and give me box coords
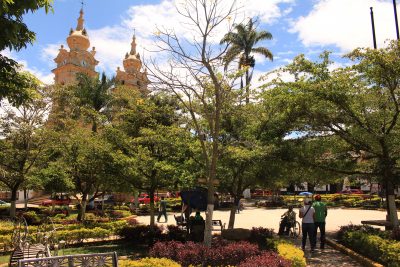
[341,230,400,266]
[277,242,306,267]
[262,40,400,225]
[57,227,112,244]
[0,0,53,104]
[119,258,181,267]
[0,83,50,216]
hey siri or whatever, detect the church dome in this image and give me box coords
[66,9,90,50]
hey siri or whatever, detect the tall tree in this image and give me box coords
[0,73,50,217]
[220,18,273,104]
[73,73,115,133]
[263,41,400,227]
[45,73,117,221]
[0,0,53,105]
[108,93,193,228]
[149,0,238,246]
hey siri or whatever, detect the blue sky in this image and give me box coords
[3,0,400,85]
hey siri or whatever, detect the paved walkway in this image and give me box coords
[287,233,362,267]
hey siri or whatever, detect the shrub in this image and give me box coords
[277,242,306,267]
[341,230,400,266]
[150,240,259,267]
[0,206,9,215]
[119,257,181,267]
[166,225,186,242]
[337,224,380,241]
[118,225,163,245]
[204,241,259,266]
[238,251,291,267]
[126,217,139,226]
[249,227,275,249]
[60,219,79,225]
[57,227,111,244]
[115,205,130,211]
[22,211,41,225]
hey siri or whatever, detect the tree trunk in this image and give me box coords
[245,69,250,104]
[204,155,217,246]
[228,196,240,229]
[386,182,399,228]
[149,190,155,228]
[77,193,88,221]
[24,189,29,210]
[10,188,18,218]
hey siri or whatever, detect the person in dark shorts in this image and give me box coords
[313,194,327,249]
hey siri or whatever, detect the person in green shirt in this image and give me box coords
[312,194,327,249]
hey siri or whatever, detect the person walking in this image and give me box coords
[157,196,168,223]
[313,194,327,249]
[299,198,316,252]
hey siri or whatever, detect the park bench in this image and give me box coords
[361,220,393,230]
[212,219,225,232]
[18,252,118,267]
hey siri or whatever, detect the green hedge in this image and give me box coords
[341,231,400,266]
[57,227,112,244]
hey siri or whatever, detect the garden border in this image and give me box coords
[325,238,383,267]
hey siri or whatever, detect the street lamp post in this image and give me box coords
[393,0,400,40]
[370,7,378,49]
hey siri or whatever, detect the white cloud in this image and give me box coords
[40,0,293,77]
[236,0,295,25]
[291,0,397,52]
[2,49,54,84]
[40,43,61,66]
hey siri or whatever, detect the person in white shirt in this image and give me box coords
[299,199,316,252]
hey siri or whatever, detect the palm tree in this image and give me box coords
[74,73,115,132]
[221,18,273,104]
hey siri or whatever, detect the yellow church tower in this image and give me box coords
[116,35,149,94]
[52,9,98,85]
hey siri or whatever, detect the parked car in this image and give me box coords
[138,194,159,204]
[0,200,10,207]
[41,195,71,206]
[251,189,272,198]
[94,195,115,206]
[338,189,364,194]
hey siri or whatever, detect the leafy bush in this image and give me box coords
[238,252,291,267]
[0,206,10,215]
[115,205,130,211]
[119,257,181,267]
[166,225,186,242]
[126,217,139,226]
[22,211,41,225]
[340,230,400,266]
[277,242,306,267]
[150,240,259,267]
[118,225,163,245]
[337,224,380,241]
[57,227,111,244]
[106,209,131,219]
[249,227,275,249]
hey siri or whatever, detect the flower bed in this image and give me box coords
[149,240,290,267]
[281,194,386,209]
[119,257,180,267]
[337,224,400,266]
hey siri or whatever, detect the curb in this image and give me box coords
[326,238,384,267]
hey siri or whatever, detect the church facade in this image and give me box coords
[52,9,149,93]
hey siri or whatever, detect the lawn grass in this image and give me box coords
[0,241,147,265]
